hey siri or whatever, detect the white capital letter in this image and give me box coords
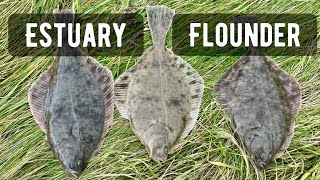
[83,23,96,47]
[245,23,258,47]
[288,23,300,47]
[113,23,126,47]
[203,23,213,47]
[216,23,228,47]
[274,23,285,47]
[68,23,80,47]
[54,23,66,47]
[189,23,201,47]
[26,23,37,47]
[39,23,52,47]
[230,23,242,47]
[98,23,111,47]
[260,23,272,47]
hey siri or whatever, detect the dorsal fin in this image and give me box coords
[214,60,243,116]
[28,70,51,133]
[146,5,175,48]
[262,57,301,159]
[166,49,204,142]
[114,59,140,121]
[85,57,114,153]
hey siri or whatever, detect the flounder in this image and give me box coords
[28,9,114,178]
[214,17,301,168]
[115,5,204,162]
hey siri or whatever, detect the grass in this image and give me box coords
[0,0,319,179]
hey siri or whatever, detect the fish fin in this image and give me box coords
[171,53,204,141]
[114,63,139,121]
[214,59,244,115]
[146,5,175,48]
[44,135,52,148]
[86,57,114,153]
[53,9,74,42]
[263,57,301,159]
[28,70,51,133]
[233,15,261,51]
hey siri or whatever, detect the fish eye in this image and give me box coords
[260,153,267,161]
[259,151,271,162]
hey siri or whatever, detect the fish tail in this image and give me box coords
[53,9,74,43]
[146,5,175,49]
[233,15,261,52]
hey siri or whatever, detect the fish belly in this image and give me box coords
[46,58,105,162]
[127,64,191,147]
[230,57,290,152]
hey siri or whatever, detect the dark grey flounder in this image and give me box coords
[115,5,203,162]
[214,47,301,169]
[28,10,114,178]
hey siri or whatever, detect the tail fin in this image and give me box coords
[233,15,261,52]
[146,5,175,48]
[53,9,74,44]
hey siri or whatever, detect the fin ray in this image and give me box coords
[146,5,175,48]
[114,64,139,120]
[28,70,51,133]
[214,60,243,116]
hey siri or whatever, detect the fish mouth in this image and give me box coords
[151,150,168,162]
[151,150,168,163]
[152,155,167,163]
[69,170,80,179]
[151,145,168,163]
[257,160,267,169]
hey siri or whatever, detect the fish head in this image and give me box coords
[57,145,84,178]
[245,131,273,169]
[143,123,169,163]
[148,137,169,163]
[253,146,272,169]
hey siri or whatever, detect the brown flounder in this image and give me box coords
[214,31,301,168]
[28,9,114,178]
[115,5,204,162]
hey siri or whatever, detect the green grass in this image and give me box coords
[0,0,319,179]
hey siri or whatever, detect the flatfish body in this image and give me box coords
[115,5,204,162]
[28,10,114,178]
[214,48,301,169]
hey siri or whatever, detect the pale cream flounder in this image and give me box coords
[115,5,204,162]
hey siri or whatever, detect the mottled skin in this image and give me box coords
[115,6,203,162]
[127,49,191,162]
[28,48,114,178]
[215,49,294,169]
[28,9,113,178]
[45,53,105,177]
